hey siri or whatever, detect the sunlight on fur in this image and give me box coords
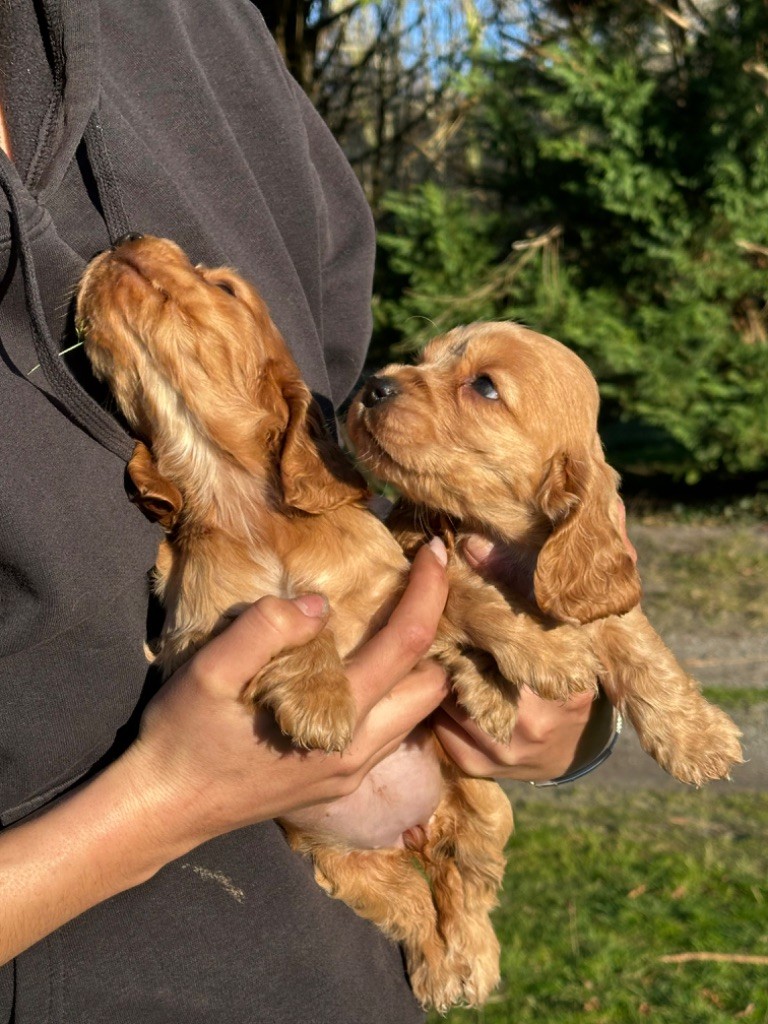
[347,322,743,786]
[76,236,519,1011]
[77,237,741,1010]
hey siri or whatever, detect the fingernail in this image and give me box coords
[292,594,329,618]
[427,536,448,566]
[464,535,494,564]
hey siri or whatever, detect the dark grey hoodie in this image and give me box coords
[0,2,422,1020]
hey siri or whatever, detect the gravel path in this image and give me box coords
[665,632,768,691]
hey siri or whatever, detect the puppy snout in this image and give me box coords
[112,232,145,249]
[361,375,400,408]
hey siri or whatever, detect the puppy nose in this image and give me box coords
[112,232,145,249]
[361,376,399,408]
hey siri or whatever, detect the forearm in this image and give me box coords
[0,560,450,967]
[0,750,193,966]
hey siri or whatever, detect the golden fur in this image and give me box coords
[75,236,531,1010]
[347,322,744,785]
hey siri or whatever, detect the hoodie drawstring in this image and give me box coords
[83,103,132,245]
[0,154,133,461]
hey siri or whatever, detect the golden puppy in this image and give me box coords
[347,322,744,786]
[75,236,612,1010]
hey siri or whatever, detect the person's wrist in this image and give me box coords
[101,742,217,883]
[531,688,621,788]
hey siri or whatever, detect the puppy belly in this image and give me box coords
[285,724,443,849]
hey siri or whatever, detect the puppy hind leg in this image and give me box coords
[245,627,355,752]
[423,776,514,1007]
[295,841,462,1012]
[597,609,743,785]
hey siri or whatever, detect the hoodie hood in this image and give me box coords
[2,1,376,440]
[0,0,135,459]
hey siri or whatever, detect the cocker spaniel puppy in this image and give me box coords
[76,237,595,1010]
[347,322,743,786]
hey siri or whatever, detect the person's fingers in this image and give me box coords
[366,660,449,744]
[346,539,449,714]
[461,534,525,590]
[431,706,503,777]
[349,660,449,775]
[462,534,495,568]
[188,594,329,695]
[510,687,595,744]
[434,688,597,780]
[465,511,637,569]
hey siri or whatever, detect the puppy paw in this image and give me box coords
[634,698,744,786]
[417,925,500,1010]
[458,944,501,1007]
[245,629,355,752]
[409,956,467,1013]
[467,702,519,746]
[271,680,356,752]
[495,626,599,702]
[666,711,743,786]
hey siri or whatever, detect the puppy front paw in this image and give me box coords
[245,630,355,752]
[629,695,744,785]
[467,700,519,746]
[494,624,599,702]
[446,648,520,744]
[270,677,356,752]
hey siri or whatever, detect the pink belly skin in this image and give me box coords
[285,724,444,849]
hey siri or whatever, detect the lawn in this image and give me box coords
[431,789,768,1023]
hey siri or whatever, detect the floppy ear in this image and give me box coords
[533,448,641,623]
[126,441,183,532]
[279,380,368,514]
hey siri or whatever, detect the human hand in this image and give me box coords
[433,687,598,781]
[121,538,450,856]
[0,540,449,967]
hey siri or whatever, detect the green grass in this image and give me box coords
[431,790,768,1024]
[702,687,768,710]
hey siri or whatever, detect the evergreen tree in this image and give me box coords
[374,0,768,482]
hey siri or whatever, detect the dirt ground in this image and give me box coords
[522,520,768,795]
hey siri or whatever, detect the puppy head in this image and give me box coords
[348,322,640,622]
[77,235,363,521]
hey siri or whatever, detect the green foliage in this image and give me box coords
[372,0,768,483]
[371,183,500,364]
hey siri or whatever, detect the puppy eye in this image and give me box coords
[470,375,499,400]
[214,281,236,297]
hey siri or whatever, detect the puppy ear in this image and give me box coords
[126,441,183,532]
[279,380,368,514]
[533,449,641,623]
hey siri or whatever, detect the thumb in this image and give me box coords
[462,534,495,569]
[190,594,329,694]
